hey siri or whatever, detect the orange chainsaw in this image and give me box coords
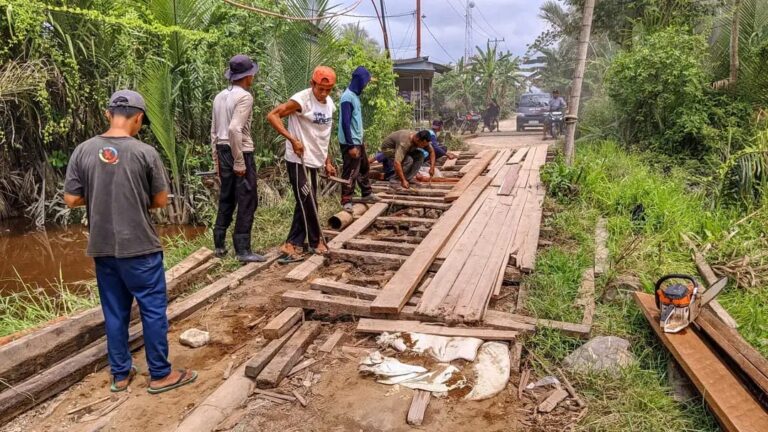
[654,274,728,333]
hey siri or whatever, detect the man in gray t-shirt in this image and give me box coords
[64,90,197,395]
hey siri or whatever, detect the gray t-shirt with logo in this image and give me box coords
[64,136,169,258]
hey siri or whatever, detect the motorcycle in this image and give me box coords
[546,111,565,139]
[460,111,482,134]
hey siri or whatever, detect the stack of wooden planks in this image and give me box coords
[416,146,549,323]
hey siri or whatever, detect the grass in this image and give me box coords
[525,139,768,431]
[0,186,342,338]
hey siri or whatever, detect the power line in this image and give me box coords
[475,4,503,38]
[445,0,465,21]
[343,10,414,18]
[395,12,416,55]
[423,19,454,63]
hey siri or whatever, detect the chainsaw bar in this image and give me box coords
[692,277,728,321]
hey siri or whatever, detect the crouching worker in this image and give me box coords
[267,66,338,264]
[64,90,197,394]
[377,129,436,190]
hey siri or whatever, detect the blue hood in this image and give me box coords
[348,66,371,95]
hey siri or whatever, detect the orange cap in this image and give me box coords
[312,65,336,85]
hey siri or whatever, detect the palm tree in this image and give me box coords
[341,23,380,53]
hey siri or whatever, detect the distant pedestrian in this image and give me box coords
[210,54,265,263]
[64,90,197,394]
[267,66,338,263]
[338,66,381,211]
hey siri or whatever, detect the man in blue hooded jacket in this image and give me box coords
[338,66,380,210]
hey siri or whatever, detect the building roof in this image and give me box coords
[392,57,451,75]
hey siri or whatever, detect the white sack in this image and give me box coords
[376,332,483,362]
[464,342,511,401]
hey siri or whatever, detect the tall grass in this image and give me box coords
[528,140,767,431]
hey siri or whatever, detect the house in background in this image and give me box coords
[393,57,450,124]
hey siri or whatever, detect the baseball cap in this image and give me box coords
[108,90,150,126]
[311,65,336,85]
[225,54,259,81]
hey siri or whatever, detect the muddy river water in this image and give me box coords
[0,219,206,295]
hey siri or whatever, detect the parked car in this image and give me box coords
[516,93,550,131]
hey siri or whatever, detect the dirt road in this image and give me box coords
[465,118,547,153]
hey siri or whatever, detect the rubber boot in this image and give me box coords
[213,228,227,258]
[233,234,266,263]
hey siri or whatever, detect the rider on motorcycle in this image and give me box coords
[543,89,567,140]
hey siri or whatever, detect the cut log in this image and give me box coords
[0,247,214,387]
[634,292,768,431]
[328,204,369,230]
[344,238,417,256]
[262,307,304,340]
[244,325,300,378]
[444,150,497,202]
[256,322,321,388]
[406,390,431,426]
[371,176,492,314]
[329,249,407,268]
[356,319,517,340]
[594,218,609,276]
[318,330,346,353]
[0,254,277,423]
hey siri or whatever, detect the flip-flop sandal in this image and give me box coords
[147,369,198,395]
[278,253,305,265]
[110,365,137,393]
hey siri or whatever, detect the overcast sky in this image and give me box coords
[337,0,552,64]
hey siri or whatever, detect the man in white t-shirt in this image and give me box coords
[266,66,338,263]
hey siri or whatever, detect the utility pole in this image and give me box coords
[464,1,475,62]
[563,0,596,166]
[730,0,740,85]
[416,0,422,58]
[371,0,391,58]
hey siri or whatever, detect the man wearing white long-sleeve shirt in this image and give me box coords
[210,54,265,263]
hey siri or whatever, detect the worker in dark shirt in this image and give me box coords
[64,90,197,394]
[378,129,436,190]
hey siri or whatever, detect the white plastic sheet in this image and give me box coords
[464,342,511,401]
[376,332,483,362]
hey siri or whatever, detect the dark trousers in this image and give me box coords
[340,144,373,204]
[286,161,322,248]
[214,145,257,240]
[94,252,171,381]
[382,150,425,181]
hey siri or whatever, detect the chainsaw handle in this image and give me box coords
[654,274,699,292]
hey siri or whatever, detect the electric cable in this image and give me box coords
[223,0,362,21]
[423,19,454,62]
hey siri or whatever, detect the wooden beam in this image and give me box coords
[371,185,448,197]
[437,188,490,260]
[444,150,496,202]
[375,216,436,228]
[344,238,417,256]
[329,248,407,268]
[634,292,768,432]
[407,390,431,426]
[354,198,451,210]
[356,319,518,340]
[376,193,446,203]
[256,322,321,388]
[443,157,457,169]
[483,310,587,337]
[594,218,609,276]
[244,325,300,378]
[508,147,529,164]
[262,307,303,340]
[318,330,346,353]
[285,203,389,282]
[0,254,278,422]
[497,165,522,196]
[575,268,596,328]
[0,247,214,388]
[281,290,426,321]
[371,177,492,314]
[681,234,738,329]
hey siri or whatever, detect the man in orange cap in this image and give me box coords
[267,66,338,263]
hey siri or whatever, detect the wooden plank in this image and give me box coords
[310,278,381,300]
[379,199,452,210]
[284,255,326,282]
[437,188,491,260]
[255,322,321,388]
[443,157,457,169]
[697,308,768,397]
[344,238,417,256]
[508,146,529,164]
[575,268,596,327]
[356,319,517,340]
[282,291,429,321]
[497,164,522,196]
[509,342,523,373]
[376,193,446,203]
[244,325,300,378]
[329,248,407,268]
[483,310,588,337]
[371,185,448,197]
[0,254,278,422]
[491,164,512,187]
[486,149,512,179]
[0,248,214,388]
[538,389,568,413]
[375,216,436,228]
[444,150,497,202]
[407,390,431,426]
[371,176,493,314]
[262,307,304,340]
[253,389,296,402]
[318,330,346,353]
[634,292,768,432]
[681,234,738,329]
[594,218,609,276]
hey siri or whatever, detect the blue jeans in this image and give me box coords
[94,252,172,381]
